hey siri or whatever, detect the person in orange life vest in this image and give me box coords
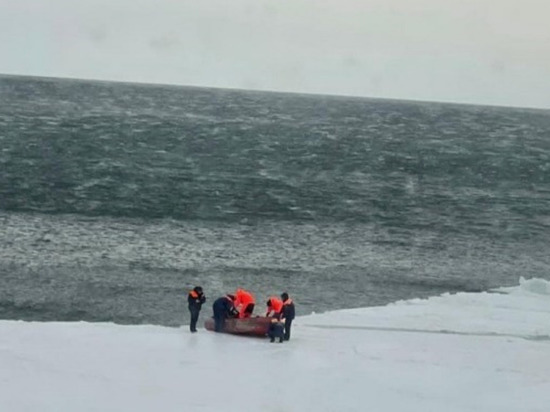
[265,296,283,317]
[187,286,206,333]
[233,288,256,318]
[280,292,295,341]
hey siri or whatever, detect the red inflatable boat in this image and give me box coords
[204,316,272,336]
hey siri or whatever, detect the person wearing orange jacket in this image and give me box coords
[187,286,206,333]
[234,288,256,318]
[265,296,283,317]
[280,292,295,341]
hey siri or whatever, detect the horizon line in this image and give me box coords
[1,71,548,112]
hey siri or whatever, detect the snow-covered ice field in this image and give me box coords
[1,277,549,412]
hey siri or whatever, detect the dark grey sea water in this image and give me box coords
[1,74,549,327]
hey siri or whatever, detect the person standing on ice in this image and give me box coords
[212,294,237,332]
[265,296,283,317]
[234,288,256,318]
[280,292,295,341]
[187,286,206,333]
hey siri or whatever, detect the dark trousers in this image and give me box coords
[284,318,293,341]
[213,308,226,332]
[189,307,200,332]
[243,303,255,317]
[268,322,284,343]
[214,315,225,332]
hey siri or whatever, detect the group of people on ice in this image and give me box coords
[187,286,295,342]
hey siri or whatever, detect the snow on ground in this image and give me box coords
[1,277,550,412]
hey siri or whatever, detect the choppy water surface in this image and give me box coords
[1,75,549,326]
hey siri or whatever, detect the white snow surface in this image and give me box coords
[1,277,550,412]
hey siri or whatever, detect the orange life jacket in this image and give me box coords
[266,296,283,316]
[234,289,255,306]
[234,289,255,318]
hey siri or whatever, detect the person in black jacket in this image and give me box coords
[280,292,295,341]
[267,318,285,343]
[212,294,237,332]
[188,286,206,333]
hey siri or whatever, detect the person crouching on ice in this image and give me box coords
[234,288,256,319]
[265,296,283,317]
[212,294,237,332]
[187,286,206,333]
[267,318,285,343]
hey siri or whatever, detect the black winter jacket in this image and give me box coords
[281,300,295,320]
[188,291,206,311]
